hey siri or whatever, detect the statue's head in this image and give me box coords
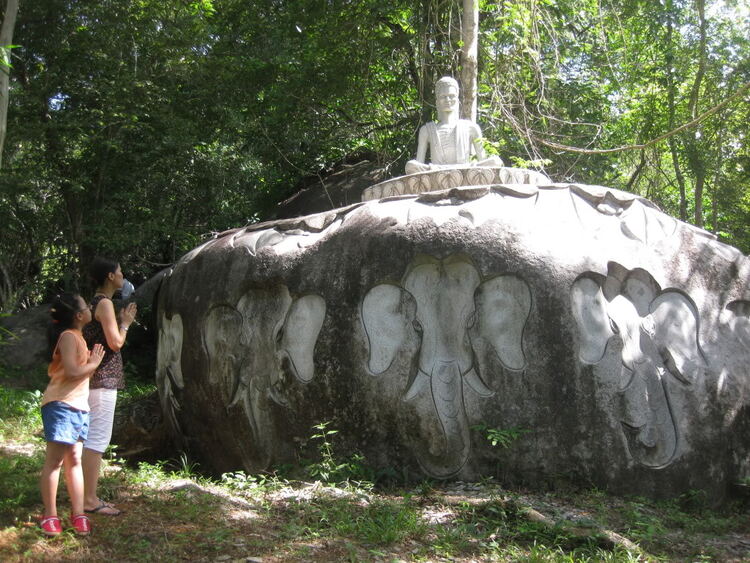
[435,76,459,115]
[436,76,459,95]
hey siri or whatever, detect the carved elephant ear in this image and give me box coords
[649,291,706,384]
[474,274,531,370]
[157,313,184,391]
[204,305,245,406]
[279,294,326,383]
[571,275,614,364]
[362,284,416,374]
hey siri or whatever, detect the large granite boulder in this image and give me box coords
[156,169,750,501]
[0,304,50,372]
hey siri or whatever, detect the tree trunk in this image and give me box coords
[687,0,707,228]
[460,0,478,122]
[710,118,724,234]
[665,0,688,221]
[0,0,19,170]
[692,166,705,228]
[418,0,433,124]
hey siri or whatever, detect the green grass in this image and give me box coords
[286,496,427,546]
[0,386,43,443]
[0,453,45,522]
[117,380,158,404]
[0,382,747,562]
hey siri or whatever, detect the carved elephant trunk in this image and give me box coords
[421,359,471,477]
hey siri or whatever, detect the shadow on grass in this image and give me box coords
[0,445,648,562]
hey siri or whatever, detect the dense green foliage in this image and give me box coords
[1,0,748,310]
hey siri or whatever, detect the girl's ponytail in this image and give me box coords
[47,293,82,359]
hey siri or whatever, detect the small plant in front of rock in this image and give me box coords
[130,459,170,485]
[472,423,529,449]
[174,451,201,479]
[304,421,373,487]
[305,421,340,483]
[220,470,262,493]
[104,442,124,463]
[220,470,287,494]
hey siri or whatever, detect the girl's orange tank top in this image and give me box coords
[42,329,91,412]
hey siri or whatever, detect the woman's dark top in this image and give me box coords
[82,295,125,390]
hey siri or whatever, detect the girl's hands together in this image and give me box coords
[89,343,105,368]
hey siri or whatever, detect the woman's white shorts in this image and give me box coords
[83,388,118,454]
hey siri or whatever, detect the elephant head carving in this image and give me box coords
[362,254,531,478]
[156,313,184,434]
[571,263,706,468]
[203,287,326,465]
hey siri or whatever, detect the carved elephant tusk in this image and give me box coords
[156,313,184,435]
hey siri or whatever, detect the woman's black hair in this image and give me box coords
[48,292,83,359]
[89,257,119,288]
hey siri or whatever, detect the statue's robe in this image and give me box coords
[424,120,474,165]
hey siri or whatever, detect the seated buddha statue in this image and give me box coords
[405,76,503,175]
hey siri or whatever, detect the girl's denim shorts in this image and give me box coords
[41,401,89,445]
